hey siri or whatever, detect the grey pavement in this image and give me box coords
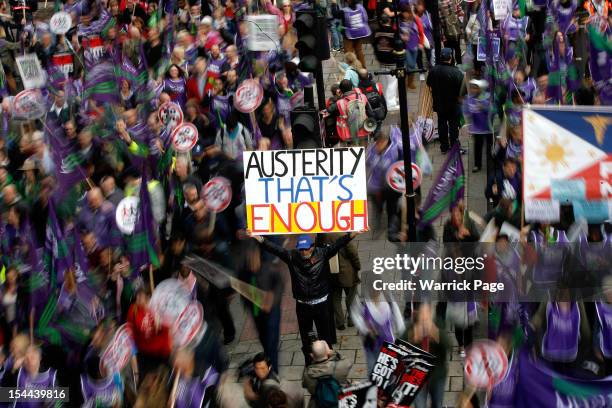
[219,42,488,407]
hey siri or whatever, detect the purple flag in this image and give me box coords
[418,143,465,227]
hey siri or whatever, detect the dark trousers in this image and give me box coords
[296,299,334,364]
[444,38,462,65]
[253,304,281,373]
[437,111,460,152]
[332,285,357,327]
[454,326,473,348]
[472,133,492,169]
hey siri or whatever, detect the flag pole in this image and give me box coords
[169,372,180,408]
[149,264,155,294]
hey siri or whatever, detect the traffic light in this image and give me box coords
[294,10,330,73]
[290,107,321,148]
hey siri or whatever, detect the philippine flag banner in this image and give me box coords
[523,106,612,223]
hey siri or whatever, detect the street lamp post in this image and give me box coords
[392,0,417,242]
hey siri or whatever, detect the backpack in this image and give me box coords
[360,84,387,121]
[314,375,341,408]
[345,93,368,139]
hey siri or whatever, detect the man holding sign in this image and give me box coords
[248,230,365,365]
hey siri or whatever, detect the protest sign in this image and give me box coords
[523,106,612,222]
[493,0,509,20]
[203,177,232,212]
[115,196,139,235]
[386,161,422,193]
[15,54,46,89]
[465,340,508,389]
[477,36,501,62]
[12,89,46,120]
[171,123,199,153]
[243,147,368,234]
[100,324,135,375]
[234,79,264,113]
[245,15,280,51]
[172,301,204,348]
[51,53,74,76]
[338,381,377,408]
[158,101,183,132]
[50,12,72,34]
[149,279,191,326]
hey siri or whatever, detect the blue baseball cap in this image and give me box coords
[296,235,313,250]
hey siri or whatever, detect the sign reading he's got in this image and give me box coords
[243,147,368,234]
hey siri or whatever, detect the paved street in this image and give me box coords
[219,42,488,407]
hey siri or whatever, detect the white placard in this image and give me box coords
[525,199,561,222]
[149,279,191,326]
[493,0,510,20]
[245,14,280,51]
[50,12,72,35]
[115,196,139,235]
[243,147,368,234]
[15,54,46,90]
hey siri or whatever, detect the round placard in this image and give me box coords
[158,101,183,131]
[234,79,263,113]
[100,324,135,375]
[203,177,232,213]
[386,161,422,193]
[13,89,47,120]
[171,123,199,153]
[115,196,139,235]
[173,301,204,348]
[149,279,191,327]
[50,12,72,35]
[464,340,508,389]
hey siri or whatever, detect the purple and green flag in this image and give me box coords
[418,143,465,227]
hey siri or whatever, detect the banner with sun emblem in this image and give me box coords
[523,106,612,222]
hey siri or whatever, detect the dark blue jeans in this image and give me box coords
[254,303,281,373]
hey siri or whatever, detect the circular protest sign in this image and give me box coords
[171,123,199,153]
[149,279,191,326]
[13,89,46,120]
[203,177,232,213]
[234,79,263,113]
[158,101,183,131]
[464,340,508,389]
[50,12,72,35]
[100,324,135,375]
[172,301,204,348]
[386,161,422,193]
[115,196,139,235]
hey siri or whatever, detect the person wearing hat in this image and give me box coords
[464,78,492,173]
[248,230,365,364]
[426,47,465,154]
[16,158,40,206]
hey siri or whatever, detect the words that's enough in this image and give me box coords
[243,148,368,234]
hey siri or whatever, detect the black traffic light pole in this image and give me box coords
[315,61,326,111]
[393,0,417,242]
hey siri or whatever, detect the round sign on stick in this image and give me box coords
[203,177,232,213]
[386,161,422,193]
[115,196,140,235]
[171,123,199,153]
[158,101,183,131]
[50,12,72,35]
[13,89,46,120]
[149,279,191,326]
[234,79,263,113]
[173,301,205,348]
[100,324,135,375]
[464,340,508,389]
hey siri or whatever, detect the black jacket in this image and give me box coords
[260,234,354,302]
[426,62,464,114]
